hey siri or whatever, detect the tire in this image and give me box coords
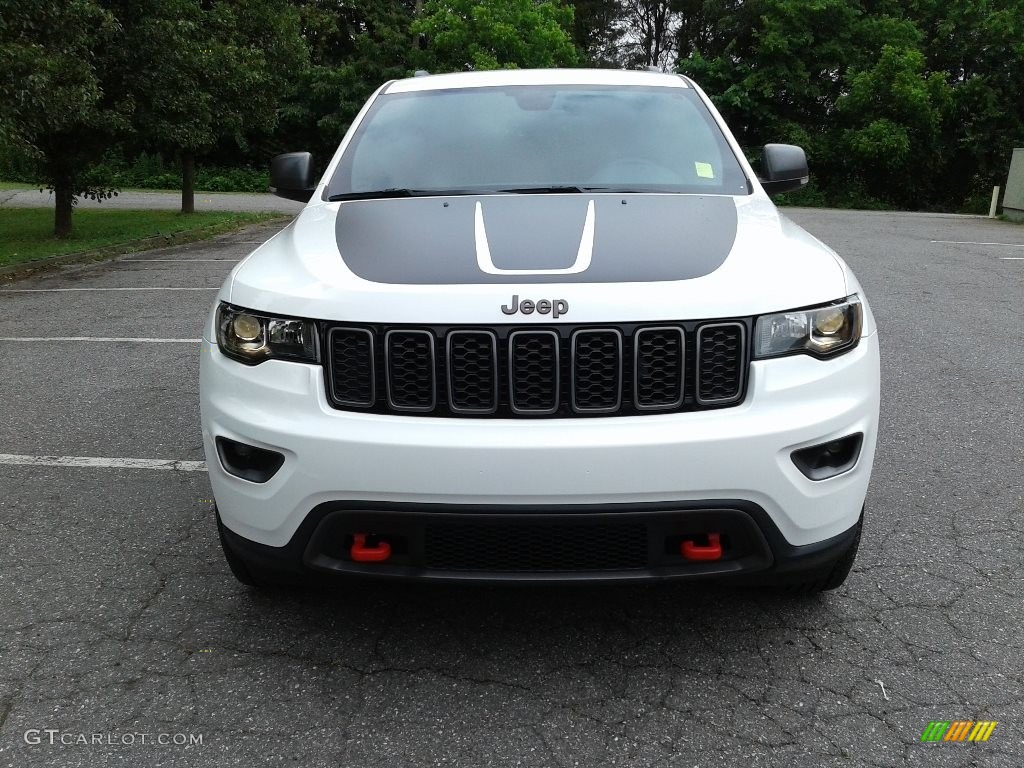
[780,518,862,595]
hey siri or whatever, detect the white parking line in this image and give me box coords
[930,240,1024,247]
[0,453,206,471]
[999,257,1024,260]
[0,337,201,342]
[0,287,218,293]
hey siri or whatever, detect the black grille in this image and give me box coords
[696,323,746,404]
[324,321,749,418]
[424,522,648,572]
[634,327,684,409]
[572,330,622,412]
[509,330,559,414]
[447,331,498,414]
[328,328,374,407]
[385,330,435,411]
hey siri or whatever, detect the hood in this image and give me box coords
[332,194,738,284]
[226,193,849,324]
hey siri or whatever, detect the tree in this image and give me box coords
[413,0,578,71]
[0,0,132,236]
[569,0,624,65]
[914,0,1024,207]
[616,0,680,69]
[836,44,952,207]
[278,0,416,165]
[121,0,306,213]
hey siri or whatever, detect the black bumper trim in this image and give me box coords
[219,500,861,585]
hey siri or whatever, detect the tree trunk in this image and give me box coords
[181,152,195,214]
[413,0,423,50]
[54,179,74,238]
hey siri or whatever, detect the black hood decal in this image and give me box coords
[334,194,737,284]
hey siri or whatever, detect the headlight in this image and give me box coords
[754,295,863,359]
[216,303,319,365]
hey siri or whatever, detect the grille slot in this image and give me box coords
[327,328,375,407]
[508,330,560,415]
[634,327,685,409]
[696,323,746,405]
[571,329,622,413]
[424,521,648,572]
[447,331,498,414]
[384,330,435,411]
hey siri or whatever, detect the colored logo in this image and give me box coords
[921,721,997,742]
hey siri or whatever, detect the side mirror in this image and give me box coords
[270,152,315,202]
[760,144,809,195]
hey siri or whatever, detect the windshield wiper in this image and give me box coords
[328,185,650,201]
[327,188,476,201]
[495,185,655,195]
[496,185,587,194]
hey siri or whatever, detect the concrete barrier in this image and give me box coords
[1004,148,1024,221]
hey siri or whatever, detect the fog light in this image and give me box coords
[791,433,863,480]
[216,437,285,483]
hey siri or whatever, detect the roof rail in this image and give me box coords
[413,70,430,77]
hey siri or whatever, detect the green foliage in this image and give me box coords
[413,0,578,71]
[836,45,952,207]
[682,0,1021,210]
[121,0,307,155]
[2,0,1022,214]
[70,153,268,192]
[277,0,416,164]
[0,0,131,217]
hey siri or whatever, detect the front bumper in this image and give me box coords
[219,500,863,584]
[200,330,880,561]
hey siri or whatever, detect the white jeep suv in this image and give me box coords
[200,69,879,591]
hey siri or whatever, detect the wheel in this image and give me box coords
[780,518,862,595]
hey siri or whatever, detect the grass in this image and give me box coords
[0,208,282,268]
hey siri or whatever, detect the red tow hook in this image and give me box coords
[681,532,723,562]
[350,533,391,563]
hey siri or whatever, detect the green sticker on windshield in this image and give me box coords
[695,162,715,179]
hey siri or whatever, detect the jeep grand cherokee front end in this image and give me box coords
[200,69,879,591]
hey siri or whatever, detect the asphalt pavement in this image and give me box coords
[0,209,1022,767]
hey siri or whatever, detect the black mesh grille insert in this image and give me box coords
[572,330,621,412]
[509,331,559,414]
[328,328,374,406]
[324,321,749,417]
[697,323,745,404]
[424,522,648,572]
[635,327,684,408]
[385,331,435,410]
[447,331,497,413]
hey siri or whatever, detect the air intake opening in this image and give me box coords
[791,433,863,480]
[216,437,285,483]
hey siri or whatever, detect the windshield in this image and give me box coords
[326,85,750,199]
